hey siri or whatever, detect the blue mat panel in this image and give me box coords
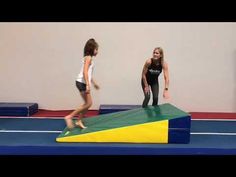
[0,102,38,116]
[167,116,191,144]
[0,118,236,155]
[169,116,191,129]
[168,129,191,144]
[99,104,141,114]
[1,144,236,155]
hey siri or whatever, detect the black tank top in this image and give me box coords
[146,58,162,84]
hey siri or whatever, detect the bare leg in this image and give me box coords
[77,92,89,118]
[65,92,92,129]
[75,111,89,129]
[75,92,89,129]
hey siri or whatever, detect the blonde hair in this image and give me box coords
[154,47,164,67]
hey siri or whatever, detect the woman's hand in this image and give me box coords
[93,83,100,90]
[144,86,150,95]
[86,85,90,94]
[163,89,170,99]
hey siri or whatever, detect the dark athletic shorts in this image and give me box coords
[76,81,86,92]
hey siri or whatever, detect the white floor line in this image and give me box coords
[191,132,236,135]
[0,130,62,133]
[0,130,236,136]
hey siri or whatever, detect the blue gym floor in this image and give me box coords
[0,118,235,155]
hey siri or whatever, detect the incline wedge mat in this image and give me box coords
[57,103,191,143]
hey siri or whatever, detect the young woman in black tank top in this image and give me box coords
[141,47,170,107]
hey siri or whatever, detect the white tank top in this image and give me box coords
[76,57,94,85]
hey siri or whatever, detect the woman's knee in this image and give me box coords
[145,94,150,100]
[85,101,92,108]
[153,96,158,102]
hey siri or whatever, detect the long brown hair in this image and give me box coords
[154,47,164,67]
[84,38,99,57]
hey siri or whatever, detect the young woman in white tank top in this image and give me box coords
[65,39,100,130]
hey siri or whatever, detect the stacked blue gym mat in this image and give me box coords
[0,102,38,116]
[99,104,141,114]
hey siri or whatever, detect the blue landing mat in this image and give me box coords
[0,118,236,155]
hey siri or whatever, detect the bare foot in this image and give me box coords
[64,116,75,130]
[75,120,87,129]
